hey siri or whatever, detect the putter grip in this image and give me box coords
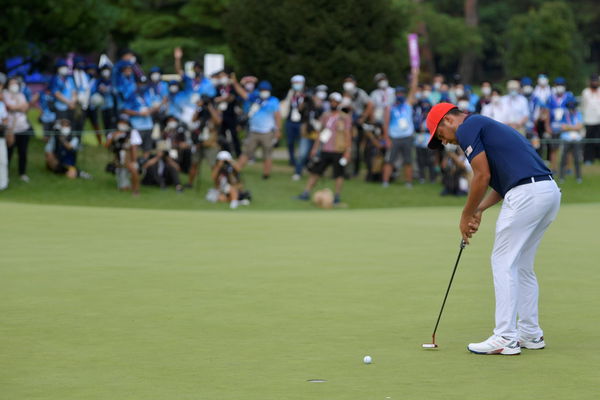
[460,239,466,249]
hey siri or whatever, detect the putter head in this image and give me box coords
[422,343,438,349]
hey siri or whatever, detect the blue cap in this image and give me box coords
[55,58,67,68]
[149,66,162,74]
[554,77,566,85]
[86,63,97,71]
[168,80,179,86]
[258,81,272,91]
[119,61,134,70]
[395,86,406,93]
[521,77,532,86]
[118,114,130,123]
[74,56,86,67]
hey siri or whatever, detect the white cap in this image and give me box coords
[216,151,233,161]
[329,92,342,102]
[291,74,305,83]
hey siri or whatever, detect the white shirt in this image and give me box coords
[532,85,552,105]
[2,90,29,133]
[501,94,529,125]
[0,101,7,122]
[370,87,395,123]
[581,88,600,125]
[481,100,506,123]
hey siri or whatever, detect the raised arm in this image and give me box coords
[407,67,420,106]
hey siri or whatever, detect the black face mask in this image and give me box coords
[591,83,599,89]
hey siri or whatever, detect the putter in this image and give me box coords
[422,239,466,349]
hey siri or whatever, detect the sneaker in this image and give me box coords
[20,174,30,183]
[295,191,310,201]
[382,182,390,188]
[520,336,545,350]
[467,335,521,355]
[230,200,239,209]
[78,171,93,180]
[292,174,301,181]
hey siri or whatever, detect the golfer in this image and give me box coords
[426,103,561,355]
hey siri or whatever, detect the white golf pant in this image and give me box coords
[492,179,561,340]
[0,138,8,190]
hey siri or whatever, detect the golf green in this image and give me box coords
[1,202,598,399]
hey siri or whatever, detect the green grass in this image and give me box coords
[1,136,600,211]
[1,201,598,399]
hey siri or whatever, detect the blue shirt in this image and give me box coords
[248,97,280,134]
[92,78,116,110]
[123,93,154,131]
[548,92,575,132]
[166,91,190,121]
[39,91,56,123]
[388,102,414,139]
[560,110,583,141]
[51,75,76,111]
[183,76,216,98]
[456,114,551,197]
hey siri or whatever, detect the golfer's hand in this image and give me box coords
[460,215,474,244]
[468,210,483,235]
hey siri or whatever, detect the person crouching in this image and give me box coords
[207,150,251,209]
[45,119,91,179]
[105,114,141,195]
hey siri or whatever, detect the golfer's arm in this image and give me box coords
[462,152,490,218]
[477,189,502,213]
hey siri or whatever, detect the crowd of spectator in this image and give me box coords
[0,47,599,208]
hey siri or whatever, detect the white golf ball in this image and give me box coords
[363,355,372,364]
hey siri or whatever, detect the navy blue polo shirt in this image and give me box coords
[456,114,551,197]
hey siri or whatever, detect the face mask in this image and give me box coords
[101,70,110,79]
[481,87,491,96]
[58,66,69,76]
[378,80,389,89]
[343,82,356,92]
[590,82,599,89]
[454,89,464,98]
[292,83,304,92]
[538,77,549,86]
[259,90,270,99]
[219,77,230,86]
[396,95,405,104]
[244,83,255,92]
[8,83,20,94]
[433,82,441,90]
[316,91,327,100]
[166,121,178,129]
[186,71,196,79]
[509,89,518,96]
[458,100,470,111]
[60,126,71,136]
[129,56,136,64]
[169,85,178,94]
[491,95,501,103]
[150,72,160,82]
[523,85,533,95]
[555,85,566,95]
[415,92,422,100]
[117,123,129,132]
[422,90,431,98]
[211,78,219,87]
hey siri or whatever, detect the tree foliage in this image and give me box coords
[504,1,583,85]
[224,0,410,94]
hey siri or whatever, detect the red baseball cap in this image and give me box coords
[426,102,457,149]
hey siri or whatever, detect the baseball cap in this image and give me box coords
[426,102,457,150]
[217,151,233,161]
[291,74,305,83]
[554,77,566,85]
[258,81,272,91]
[329,92,342,103]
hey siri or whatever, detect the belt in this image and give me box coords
[513,174,553,188]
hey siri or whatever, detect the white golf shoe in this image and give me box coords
[520,336,545,350]
[467,335,521,355]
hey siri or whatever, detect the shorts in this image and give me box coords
[242,131,275,160]
[308,151,345,179]
[138,129,154,152]
[192,144,218,166]
[385,136,413,166]
[86,108,98,126]
[116,167,131,189]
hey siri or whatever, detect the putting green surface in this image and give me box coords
[1,202,598,399]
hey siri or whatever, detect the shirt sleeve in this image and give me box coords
[456,117,485,163]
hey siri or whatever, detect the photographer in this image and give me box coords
[187,95,221,188]
[141,142,184,192]
[44,119,91,179]
[105,114,141,194]
[207,150,250,209]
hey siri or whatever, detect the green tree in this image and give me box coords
[0,0,118,70]
[225,0,409,94]
[504,1,584,87]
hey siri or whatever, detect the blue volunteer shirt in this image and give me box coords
[183,76,216,98]
[51,75,76,111]
[456,114,551,197]
[388,102,414,139]
[123,93,154,131]
[249,97,280,134]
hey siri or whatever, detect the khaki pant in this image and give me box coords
[243,131,275,160]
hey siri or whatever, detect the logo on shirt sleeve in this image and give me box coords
[465,145,473,157]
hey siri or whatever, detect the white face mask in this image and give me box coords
[491,95,501,103]
[292,83,304,91]
[454,89,464,98]
[8,83,20,94]
[169,85,178,94]
[117,123,129,132]
[60,126,71,136]
[538,77,549,86]
[259,91,270,100]
[316,91,327,100]
[244,83,255,92]
[523,85,533,95]
[166,121,178,129]
[481,86,491,96]
[101,70,110,79]
[422,90,431,98]
[555,85,566,95]
[219,77,230,86]
[509,89,519,96]
[343,82,356,92]
[150,72,160,82]
[433,82,442,90]
[458,100,470,111]
[377,80,389,89]
[211,78,219,87]
[58,66,69,76]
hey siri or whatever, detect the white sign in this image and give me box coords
[204,54,225,77]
